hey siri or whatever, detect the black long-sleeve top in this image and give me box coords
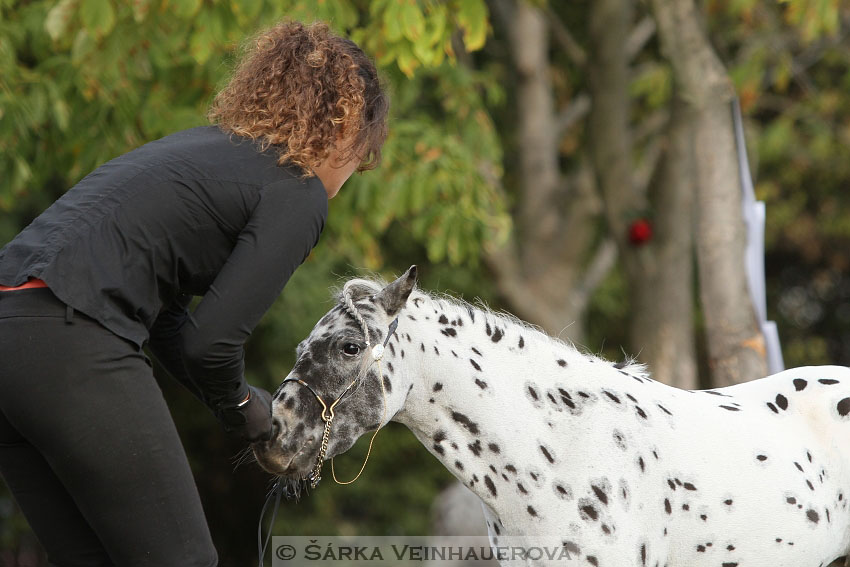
[0,126,328,409]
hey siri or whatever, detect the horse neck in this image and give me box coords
[391,292,586,482]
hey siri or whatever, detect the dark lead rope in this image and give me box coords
[256,317,399,567]
[258,478,283,567]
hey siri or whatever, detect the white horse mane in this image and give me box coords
[337,276,648,380]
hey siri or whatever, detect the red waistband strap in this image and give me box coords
[0,278,48,291]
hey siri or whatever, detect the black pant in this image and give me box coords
[0,289,217,567]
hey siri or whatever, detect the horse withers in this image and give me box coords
[253,266,850,567]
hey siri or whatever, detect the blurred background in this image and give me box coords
[2,0,850,565]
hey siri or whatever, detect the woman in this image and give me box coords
[0,20,388,566]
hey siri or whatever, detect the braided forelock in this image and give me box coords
[341,283,372,347]
[339,280,384,380]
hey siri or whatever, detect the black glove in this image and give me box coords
[217,386,273,443]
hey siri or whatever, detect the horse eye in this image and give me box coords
[342,343,361,356]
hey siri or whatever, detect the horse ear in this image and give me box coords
[375,265,417,316]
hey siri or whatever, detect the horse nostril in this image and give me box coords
[271,419,282,440]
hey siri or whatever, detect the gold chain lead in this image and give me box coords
[310,417,333,488]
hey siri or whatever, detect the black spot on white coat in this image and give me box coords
[484,475,497,497]
[451,411,480,435]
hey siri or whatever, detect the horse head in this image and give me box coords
[253,266,418,482]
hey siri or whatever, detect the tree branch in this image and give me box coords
[633,137,663,199]
[542,3,588,67]
[556,93,591,136]
[570,238,618,313]
[626,16,657,60]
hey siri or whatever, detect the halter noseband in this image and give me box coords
[282,316,399,489]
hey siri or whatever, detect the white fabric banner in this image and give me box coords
[732,98,785,374]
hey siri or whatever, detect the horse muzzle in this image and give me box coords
[252,432,320,477]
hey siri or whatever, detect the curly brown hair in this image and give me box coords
[208,20,388,174]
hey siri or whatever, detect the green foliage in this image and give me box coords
[352,0,489,77]
[780,0,841,43]
[630,62,672,109]
[0,0,506,265]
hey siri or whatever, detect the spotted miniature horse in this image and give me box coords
[254,266,850,567]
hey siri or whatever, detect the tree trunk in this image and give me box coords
[486,0,608,343]
[587,0,698,388]
[587,0,637,251]
[650,0,767,386]
[630,96,698,388]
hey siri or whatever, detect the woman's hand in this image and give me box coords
[218,385,273,442]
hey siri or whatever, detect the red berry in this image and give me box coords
[628,218,652,245]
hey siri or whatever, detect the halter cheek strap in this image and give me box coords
[330,316,397,487]
[370,317,398,361]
